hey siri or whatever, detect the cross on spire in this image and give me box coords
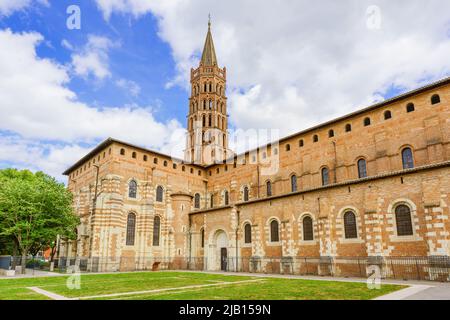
[200,15,217,66]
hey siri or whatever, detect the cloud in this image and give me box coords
[95,0,155,20]
[0,0,48,16]
[115,78,141,97]
[71,35,118,80]
[95,0,450,137]
[61,39,73,50]
[0,28,183,181]
[0,134,92,181]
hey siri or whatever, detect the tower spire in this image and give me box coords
[200,16,217,66]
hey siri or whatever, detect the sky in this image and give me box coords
[0,0,449,182]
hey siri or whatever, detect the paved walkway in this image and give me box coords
[0,269,65,279]
[402,285,450,300]
[27,287,71,300]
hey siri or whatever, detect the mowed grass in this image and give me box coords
[0,272,254,299]
[0,271,404,300]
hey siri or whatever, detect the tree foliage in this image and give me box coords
[0,169,79,265]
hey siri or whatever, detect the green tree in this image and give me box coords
[0,169,79,273]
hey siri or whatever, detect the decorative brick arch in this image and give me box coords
[387,198,419,238]
[298,212,316,242]
[126,177,139,200]
[336,206,363,241]
[265,216,281,244]
[240,184,250,201]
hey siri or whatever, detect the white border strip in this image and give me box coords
[27,287,71,300]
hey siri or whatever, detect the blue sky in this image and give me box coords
[0,1,187,125]
[0,0,449,181]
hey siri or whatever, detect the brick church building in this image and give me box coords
[60,22,450,280]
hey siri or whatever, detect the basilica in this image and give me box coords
[60,22,450,280]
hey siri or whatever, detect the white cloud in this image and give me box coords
[95,0,156,20]
[71,35,117,80]
[61,39,73,50]
[0,135,91,181]
[95,0,450,137]
[0,29,184,181]
[115,78,141,97]
[0,0,48,16]
[0,0,29,16]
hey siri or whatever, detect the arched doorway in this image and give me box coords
[209,230,229,271]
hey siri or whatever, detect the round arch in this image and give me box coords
[206,229,229,271]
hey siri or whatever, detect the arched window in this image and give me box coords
[156,186,164,202]
[120,148,125,155]
[208,114,212,127]
[345,124,352,132]
[395,205,413,236]
[384,110,392,120]
[224,190,229,205]
[132,152,136,159]
[152,216,160,246]
[313,135,319,143]
[291,175,297,192]
[402,147,414,169]
[357,159,367,178]
[200,228,205,248]
[128,180,137,198]
[209,83,212,92]
[343,211,357,239]
[406,103,415,113]
[328,130,334,138]
[431,94,440,105]
[126,213,136,246]
[243,186,249,202]
[210,194,214,208]
[299,139,304,147]
[244,223,252,244]
[302,216,314,241]
[286,144,291,151]
[270,220,279,242]
[266,181,272,197]
[364,117,371,126]
[321,167,329,186]
[194,193,200,209]
[143,155,148,162]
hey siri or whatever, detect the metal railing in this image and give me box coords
[4,255,449,282]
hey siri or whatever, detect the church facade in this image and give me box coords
[60,23,450,279]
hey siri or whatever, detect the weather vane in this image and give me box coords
[208,13,211,27]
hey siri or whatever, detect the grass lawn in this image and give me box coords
[0,271,404,300]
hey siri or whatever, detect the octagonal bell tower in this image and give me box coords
[184,20,231,165]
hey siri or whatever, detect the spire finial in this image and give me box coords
[201,14,217,66]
